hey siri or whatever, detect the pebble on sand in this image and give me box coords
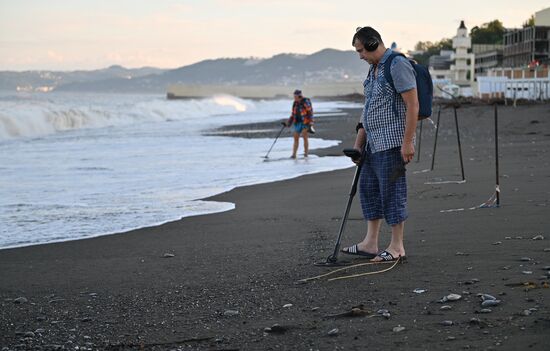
[223,310,239,316]
[13,297,28,304]
[440,293,462,302]
[393,325,406,333]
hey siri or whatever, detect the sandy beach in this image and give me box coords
[1,102,550,350]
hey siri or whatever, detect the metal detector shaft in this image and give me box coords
[263,124,286,158]
[327,151,364,263]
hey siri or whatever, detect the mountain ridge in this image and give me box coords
[1,48,368,93]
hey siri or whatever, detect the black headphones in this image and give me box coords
[364,37,379,52]
[355,27,380,52]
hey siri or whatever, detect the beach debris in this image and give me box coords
[479,309,492,314]
[324,305,370,318]
[311,307,320,311]
[282,303,293,308]
[519,257,532,262]
[223,309,239,316]
[413,288,427,294]
[163,253,175,258]
[492,241,502,245]
[327,328,339,336]
[505,236,512,240]
[13,297,28,304]
[522,271,533,275]
[439,293,462,303]
[49,298,65,304]
[264,324,287,334]
[481,300,501,308]
[532,234,544,240]
[392,325,406,333]
[478,293,497,301]
[441,320,454,326]
[522,309,532,316]
[440,305,452,311]
[446,336,456,341]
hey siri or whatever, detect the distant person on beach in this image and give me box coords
[284,89,314,158]
[342,26,418,262]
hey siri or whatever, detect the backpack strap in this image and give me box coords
[383,51,407,93]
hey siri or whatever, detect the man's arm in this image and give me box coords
[352,123,366,164]
[400,88,419,163]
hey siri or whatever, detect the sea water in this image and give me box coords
[0,92,360,249]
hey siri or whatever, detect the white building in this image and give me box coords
[450,20,475,86]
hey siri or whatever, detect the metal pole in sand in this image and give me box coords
[494,104,500,206]
[453,106,465,182]
[430,105,442,171]
[416,119,423,162]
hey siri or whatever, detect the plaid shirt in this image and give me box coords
[361,49,411,153]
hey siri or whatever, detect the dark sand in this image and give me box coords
[1,102,550,350]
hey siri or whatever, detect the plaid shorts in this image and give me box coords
[359,146,408,225]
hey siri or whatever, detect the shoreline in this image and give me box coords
[0,105,361,251]
[1,103,549,350]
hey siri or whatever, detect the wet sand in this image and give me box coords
[1,102,550,350]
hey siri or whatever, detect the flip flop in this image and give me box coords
[373,250,406,262]
[341,244,377,259]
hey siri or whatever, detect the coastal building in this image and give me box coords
[428,50,454,92]
[429,50,453,71]
[451,20,475,86]
[502,7,550,67]
[473,44,503,76]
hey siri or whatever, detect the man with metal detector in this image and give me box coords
[341,26,418,262]
[283,89,314,159]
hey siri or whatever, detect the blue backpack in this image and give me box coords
[383,52,433,119]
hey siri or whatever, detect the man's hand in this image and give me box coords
[401,141,415,163]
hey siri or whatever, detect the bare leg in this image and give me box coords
[371,221,406,261]
[291,132,299,158]
[355,219,382,254]
[301,129,309,157]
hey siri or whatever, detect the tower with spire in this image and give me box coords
[451,20,473,86]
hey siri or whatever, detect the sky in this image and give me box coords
[1,0,549,71]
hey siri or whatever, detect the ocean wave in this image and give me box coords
[0,94,289,140]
